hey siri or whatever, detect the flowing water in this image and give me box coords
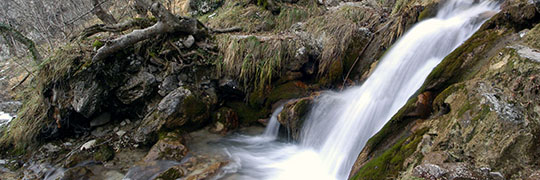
[218,1,500,179]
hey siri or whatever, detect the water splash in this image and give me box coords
[219,1,500,179]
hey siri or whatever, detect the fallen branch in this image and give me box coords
[92,0,203,62]
[211,27,242,34]
[10,72,31,90]
[75,18,155,40]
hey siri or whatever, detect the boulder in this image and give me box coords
[71,80,104,118]
[209,107,238,134]
[135,86,213,143]
[155,154,228,180]
[90,112,111,127]
[277,96,314,141]
[144,133,188,162]
[116,71,156,104]
[158,75,179,96]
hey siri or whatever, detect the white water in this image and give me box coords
[0,111,14,127]
[219,1,500,180]
[262,105,285,139]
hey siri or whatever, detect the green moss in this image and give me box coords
[226,101,268,125]
[182,95,207,117]
[422,29,509,94]
[471,104,491,122]
[92,40,104,49]
[523,23,540,49]
[417,3,438,21]
[156,167,184,180]
[457,101,472,117]
[364,96,418,153]
[93,145,114,162]
[352,128,428,180]
[267,81,308,105]
[433,83,465,107]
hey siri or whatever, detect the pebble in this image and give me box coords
[80,139,97,150]
[116,130,126,137]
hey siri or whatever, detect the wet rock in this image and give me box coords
[93,145,115,162]
[155,155,228,180]
[155,165,186,180]
[60,166,94,180]
[90,112,111,127]
[116,71,156,104]
[209,107,238,134]
[277,96,314,141]
[144,133,188,162]
[71,80,104,118]
[158,87,192,117]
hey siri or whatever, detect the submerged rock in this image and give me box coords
[277,96,314,141]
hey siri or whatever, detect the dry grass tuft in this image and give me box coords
[216,34,302,91]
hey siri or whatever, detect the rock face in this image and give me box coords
[351,1,540,179]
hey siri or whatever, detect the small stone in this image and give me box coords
[113,127,119,132]
[42,143,61,153]
[91,127,110,137]
[81,140,97,150]
[116,130,126,137]
[183,35,195,48]
[125,119,131,124]
[120,121,127,126]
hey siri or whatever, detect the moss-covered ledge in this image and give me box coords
[349,2,540,179]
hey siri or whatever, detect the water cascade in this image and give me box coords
[219,1,500,179]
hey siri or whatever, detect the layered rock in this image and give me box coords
[351,1,540,179]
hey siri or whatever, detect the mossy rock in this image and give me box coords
[351,128,428,180]
[417,3,438,21]
[156,165,185,180]
[267,81,309,105]
[92,40,104,49]
[93,145,114,162]
[226,101,268,125]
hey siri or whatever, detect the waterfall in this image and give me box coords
[262,105,285,139]
[219,1,500,180]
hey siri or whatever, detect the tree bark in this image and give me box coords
[91,0,117,25]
